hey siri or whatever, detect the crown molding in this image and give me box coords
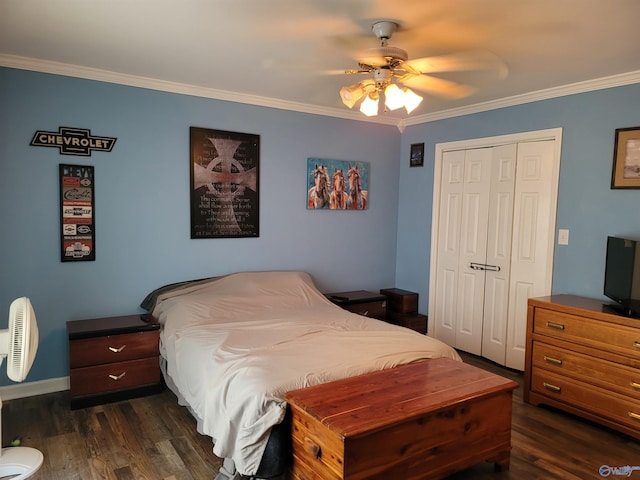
[0,54,398,126]
[402,70,640,126]
[1,54,638,128]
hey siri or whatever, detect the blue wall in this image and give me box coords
[2,65,639,386]
[0,67,401,384]
[395,83,640,313]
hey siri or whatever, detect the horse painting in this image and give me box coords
[330,169,349,209]
[347,164,368,210]
[308,164,330,209]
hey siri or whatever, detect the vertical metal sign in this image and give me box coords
[60,164,95,262]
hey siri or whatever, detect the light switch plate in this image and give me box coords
[558,229,569,245]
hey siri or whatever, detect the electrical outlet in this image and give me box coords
[558,229,569,245]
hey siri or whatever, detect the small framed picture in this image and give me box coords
[611,126,640,189]
[410,143,424,167]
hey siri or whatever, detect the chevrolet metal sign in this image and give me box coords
[31,127,117,156]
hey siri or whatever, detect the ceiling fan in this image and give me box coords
[339,20,506,116]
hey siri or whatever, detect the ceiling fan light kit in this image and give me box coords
[359,92,380,116]
[338,20,493,117]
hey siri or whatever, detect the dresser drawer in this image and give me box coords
[70,357,161,397]
[531,369,640,432]
[69,330,160,368]
[342,300,386,320]
[533,308,640,359]
[532,341,640,400]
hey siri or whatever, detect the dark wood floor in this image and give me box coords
[4,353,639,479]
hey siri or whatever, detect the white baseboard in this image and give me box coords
[0,377,69,400]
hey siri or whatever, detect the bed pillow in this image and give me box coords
[140,276,219,311]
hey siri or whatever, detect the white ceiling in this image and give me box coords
[1,0,640,125]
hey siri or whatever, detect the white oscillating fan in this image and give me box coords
[0,297,44,479]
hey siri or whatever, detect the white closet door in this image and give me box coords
[481,144,517,365]
[433,150,466,347]
[505,140,557,370]
[454,148,493,354]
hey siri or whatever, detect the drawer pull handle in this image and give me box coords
[108,372,126,381]
[629,412,640,421]
[631,382,640,390]
[634,341,640,349]
[544,356,563,365]
[546,321,565,331]
[108,345,127,353]
[543,382,561,393]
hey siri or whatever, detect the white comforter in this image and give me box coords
[152,271,460,476]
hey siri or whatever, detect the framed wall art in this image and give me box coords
[307,158,369,210]
[410,143,424,167]
[60,164,95,262]
[611,126,640,189]
[190,127,260,238]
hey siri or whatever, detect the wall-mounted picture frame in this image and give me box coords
[307,158,369,210]
[410,143,424,167]
[190,127,260,238]
[611,126,640,189]
[60,164,95,262]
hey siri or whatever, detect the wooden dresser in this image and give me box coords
[285,357,518,480]
[67,314,163,409]
[524,295,640,439]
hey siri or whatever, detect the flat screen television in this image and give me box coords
[604,236,640,318]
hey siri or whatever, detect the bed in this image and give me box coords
[143,271,461,479]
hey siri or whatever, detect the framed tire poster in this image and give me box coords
[190,127,260,238]
[60,164,95,262]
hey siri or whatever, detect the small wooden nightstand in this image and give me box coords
[326,290,387,320]
[67,314,163,409]
[380,288,428,334]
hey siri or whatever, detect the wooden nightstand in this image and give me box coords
[67,314,163,409]
[380,288,428,334]
[326,290,387,320]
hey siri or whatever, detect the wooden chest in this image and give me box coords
[285,357,517,480]
[379,288,418,313]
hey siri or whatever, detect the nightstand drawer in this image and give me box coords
[342,300,386,319]
[326,290,387,320]
[69,330,160,368]
[70,357,161,397]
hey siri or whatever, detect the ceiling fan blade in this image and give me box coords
[356,54,388,67]
[398,74,476,99]
[402,51,507,77]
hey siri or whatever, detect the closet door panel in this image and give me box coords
[433,150,466,346]
[482,144,517,364]
[506,140,557,369]
[454,148,492,354]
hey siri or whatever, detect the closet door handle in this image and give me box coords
[470,262,501,272]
